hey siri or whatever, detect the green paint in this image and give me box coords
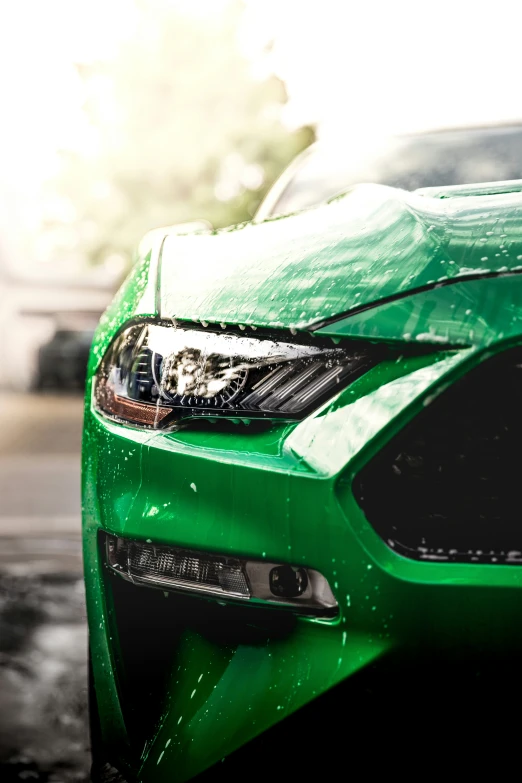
[158,184,522,329]
[83,181,522,781]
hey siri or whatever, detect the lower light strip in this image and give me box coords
[104,533,338,618]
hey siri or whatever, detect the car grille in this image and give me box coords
[352,347,522,564]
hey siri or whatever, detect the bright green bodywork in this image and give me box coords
[83,182,522,781]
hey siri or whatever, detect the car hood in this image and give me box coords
[159,182,522,330]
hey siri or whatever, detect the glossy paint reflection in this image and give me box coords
[317,275,522,347]
[159,183,522,330]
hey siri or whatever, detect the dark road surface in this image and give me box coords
[0,394,90,782]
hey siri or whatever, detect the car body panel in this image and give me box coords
[159,184,522,330]
[138,624,389,782]
[83,180,522,780]
[83,344,522,779]
[316,274,522,347]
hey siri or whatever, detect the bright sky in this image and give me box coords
[0,0,140,269]
[0,0,521,267]
[243,0,522,140]
[2,0,521,183]
[0,0,137,183]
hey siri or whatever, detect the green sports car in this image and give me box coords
[84,124,522,781]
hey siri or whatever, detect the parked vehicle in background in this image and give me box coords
[34,327,95,391]
[0,263,116,393]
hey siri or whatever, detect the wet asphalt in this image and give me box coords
[0,394,90,782]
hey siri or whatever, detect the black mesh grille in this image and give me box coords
[353,347,522,565]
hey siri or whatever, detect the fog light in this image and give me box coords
[269,565,308,597]
[104,533,338,617]
[106,535,250,598]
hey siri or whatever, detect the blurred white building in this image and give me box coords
[0,262,116,391]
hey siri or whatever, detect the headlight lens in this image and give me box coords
[94,321,379,428]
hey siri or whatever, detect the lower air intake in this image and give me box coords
[353,347,522,565]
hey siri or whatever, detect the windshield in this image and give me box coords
[260,124,522,219]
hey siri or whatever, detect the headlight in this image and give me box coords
[94,321,380,428]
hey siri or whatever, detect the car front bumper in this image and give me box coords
[83,338,522,781]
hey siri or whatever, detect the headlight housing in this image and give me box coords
[94,320,380,428]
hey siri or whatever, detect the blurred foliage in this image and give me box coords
[51,0,314,269]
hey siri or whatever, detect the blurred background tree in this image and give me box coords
[2,0,522,281]
[47,0,313,270]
